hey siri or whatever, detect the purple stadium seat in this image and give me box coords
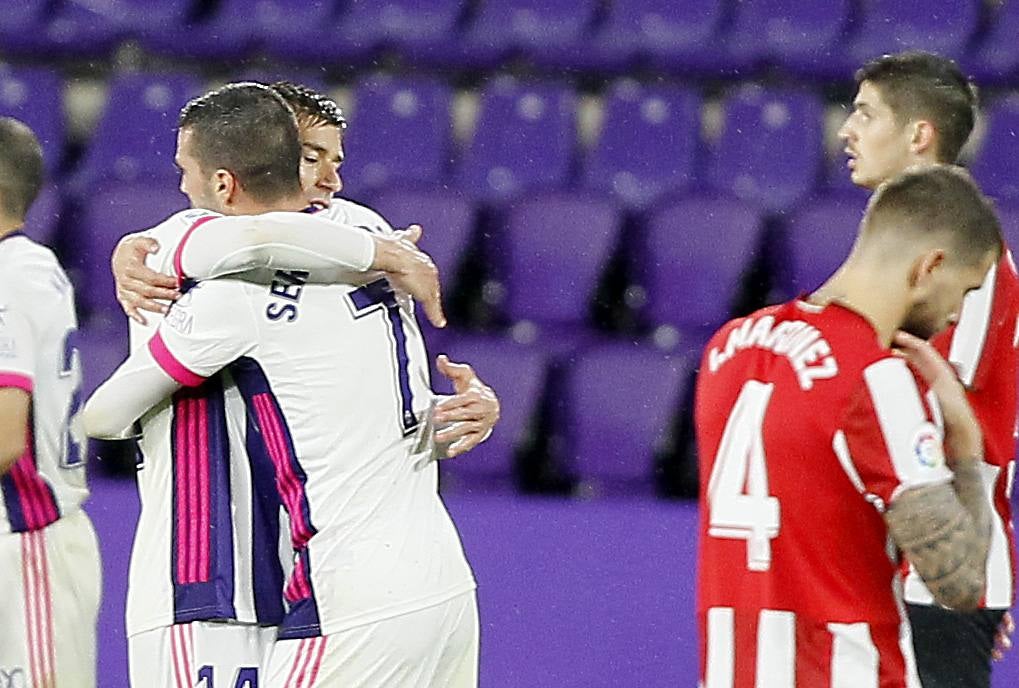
[432,336,549,488]
[580,0,725,73]
[455,78,576,204]
[370,188,477,295]
[0,66,65,171]
[0,1,124,59]
[341,75,453,197]
[847,0,980,64]
[22,185,63,249]
[263,1,375,65]
[965,2,1019,85]
[642,196,766,335]
[145,0,337,60]
[562,344,691,491]
[583,80,700,210]
[72,185,188,315]
[727,0,853,69]
[337,0,466,65]
[73,73,202,195]
[971,96,1019,206]
[497,193,622,335]
[121,0,194,41]
[0,0,48,34]
[462,0,601,68]
[783,193,866,296]
[707,85,824,212]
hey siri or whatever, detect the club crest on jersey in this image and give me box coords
[911,425,944,469]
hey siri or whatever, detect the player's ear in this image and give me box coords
[212,169,236,205]
[910,119,937,157]
[909,248,945,289]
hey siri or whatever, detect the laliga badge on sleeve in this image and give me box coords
[911,423,945,470]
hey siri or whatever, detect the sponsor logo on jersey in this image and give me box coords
[0,336,15,359]
[164,304,193,335]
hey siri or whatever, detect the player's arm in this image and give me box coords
[84,280,260,437]
[81,345,182,439]
[884,333,992,611]
[0,388,30,473]
[0,302,35,473]
[114,213,445,326]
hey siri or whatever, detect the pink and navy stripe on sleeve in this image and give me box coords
[1,415,60,533]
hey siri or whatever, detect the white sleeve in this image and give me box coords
[148,280,260,382]
[0,298,35,392]
[175,212,376,282]
[81,345,181,439]
[947,259,996,388]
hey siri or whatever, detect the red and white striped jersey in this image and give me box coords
[0,233,87,534]
[914,249,1019,610]
[696,300,952,687]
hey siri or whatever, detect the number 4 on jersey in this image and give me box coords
[707,381,780,572]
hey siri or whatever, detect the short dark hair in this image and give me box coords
[864,164,1001,266]
[178,82,302,202]
[0,117,44,220]
[856,51,978,164]
[270,81,346,129]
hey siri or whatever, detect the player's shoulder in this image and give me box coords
[0,233,71,300]
[325,196,394,235]
[143,208,222,272]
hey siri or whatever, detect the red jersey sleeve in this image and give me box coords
[837,357,953,511]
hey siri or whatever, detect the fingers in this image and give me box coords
[393,225,424,246]
[435,401,489,424]
[436,355,477,392]
[123,276,179,302]
[421,285,447,328]
[125,265,178,290]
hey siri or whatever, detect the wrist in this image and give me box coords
[369,236,406,274]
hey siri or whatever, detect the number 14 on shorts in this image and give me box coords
[197,665,258,688]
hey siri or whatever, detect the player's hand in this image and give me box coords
[994,611,1015,661]
[112,234,180,326]
[433,355,500,458]
[370,225,446,328]
[893,331,983,462]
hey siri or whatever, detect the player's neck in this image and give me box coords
[226,192,310,215]
[0,216,23,239]
[812,269,906,347]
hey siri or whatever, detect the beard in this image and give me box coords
[899,303,944,341]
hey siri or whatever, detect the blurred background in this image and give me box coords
[4,0,1019,684]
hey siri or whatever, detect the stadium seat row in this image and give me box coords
[2,0,1019,84]
[6,67,1019,217]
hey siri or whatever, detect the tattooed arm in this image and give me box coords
[885,462,991,611]
[885,332,992,611]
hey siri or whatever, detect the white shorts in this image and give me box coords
[265,591,479,688]
[129,621,276,688]
[0,508,102,688]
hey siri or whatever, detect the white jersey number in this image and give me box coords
[707,381,780,571]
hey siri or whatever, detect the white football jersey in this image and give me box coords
[0,232,87,534]
[126,209,289,637]
[145,200,476,638]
